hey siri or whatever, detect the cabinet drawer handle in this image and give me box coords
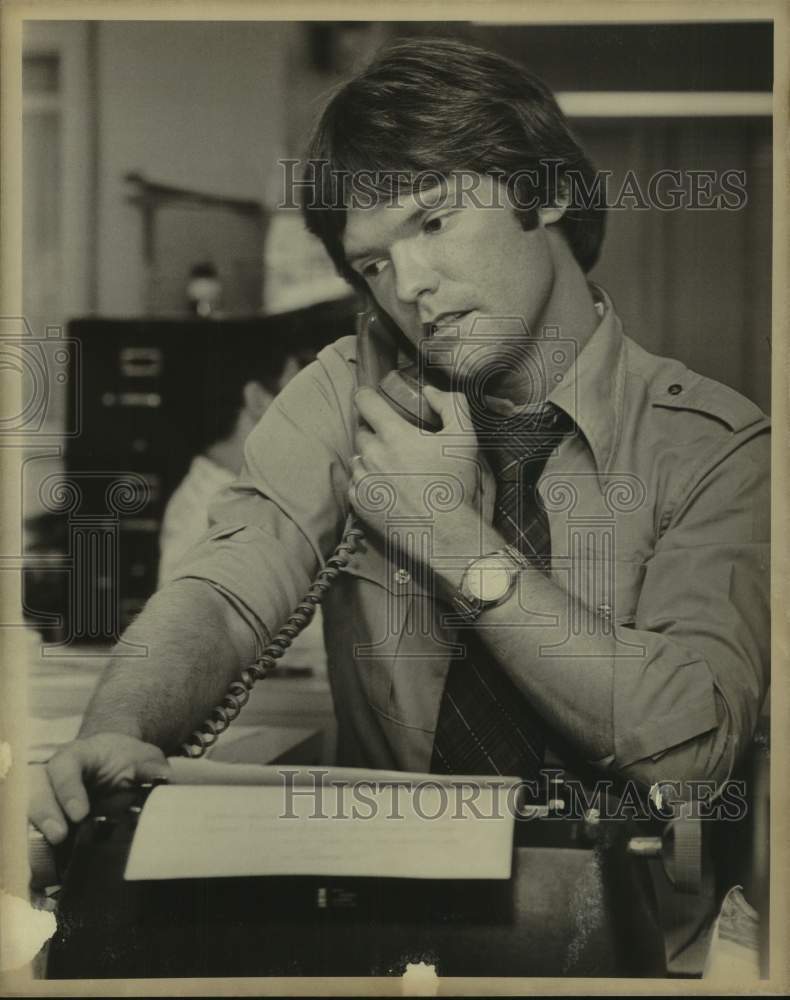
[119,347,162,378]
[102,391,161,408]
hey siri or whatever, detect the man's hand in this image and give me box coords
[29,734,171,844]
[350,384,495,541]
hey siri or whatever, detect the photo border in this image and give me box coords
[1,1,787,995]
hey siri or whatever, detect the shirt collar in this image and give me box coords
[546,283,626,487]
[480,284,626,487]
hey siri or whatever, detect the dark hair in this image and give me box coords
[199,340,308,448]
[301,37,606,287]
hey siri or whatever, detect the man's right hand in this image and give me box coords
[29,733,171,844]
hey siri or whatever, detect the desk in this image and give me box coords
[26,634,337,765]
[27,633,341,979]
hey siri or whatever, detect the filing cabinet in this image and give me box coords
[24,297,359,643]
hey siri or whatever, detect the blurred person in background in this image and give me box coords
[158,347,301,585]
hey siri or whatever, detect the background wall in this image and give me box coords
[94,20,291,316]
[579,118,772,411]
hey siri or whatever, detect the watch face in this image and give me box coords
[466,556,513,602]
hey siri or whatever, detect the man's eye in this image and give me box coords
[423,215,445,234]
[361,259,388,279]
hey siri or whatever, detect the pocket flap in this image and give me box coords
[342,534,434,599]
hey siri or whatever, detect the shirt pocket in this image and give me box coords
[335,541,456,729]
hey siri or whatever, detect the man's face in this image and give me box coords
[342,174,560,398]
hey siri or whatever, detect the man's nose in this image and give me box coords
[390,240,438,306]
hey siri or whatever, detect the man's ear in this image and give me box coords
[242,380,275,421]
[537,179,571,227]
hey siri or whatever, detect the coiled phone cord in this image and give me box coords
[179,517,365,758]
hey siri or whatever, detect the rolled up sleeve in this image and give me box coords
[610,426,770,786]
[168,341,357,646]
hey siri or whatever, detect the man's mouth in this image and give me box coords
[425,311,471,336]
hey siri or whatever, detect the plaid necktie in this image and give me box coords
[430,404,573,779]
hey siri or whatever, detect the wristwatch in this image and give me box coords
[450,545,528,623]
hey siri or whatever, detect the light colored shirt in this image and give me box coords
[160,454,327,674]
[171,287,770,786]
[158,455,237,587]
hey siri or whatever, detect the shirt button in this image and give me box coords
[394,568,411,585]
[649,782,678,812]
[668,383,683,395]
[649,783,664,810]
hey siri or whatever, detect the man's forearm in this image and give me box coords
[429,510,615,759]
[78,579,258,751]
[428,509,728,783]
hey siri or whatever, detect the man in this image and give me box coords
[30,38,769,847]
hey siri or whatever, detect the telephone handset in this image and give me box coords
[356,308,444,432]
[181,309,443,757]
